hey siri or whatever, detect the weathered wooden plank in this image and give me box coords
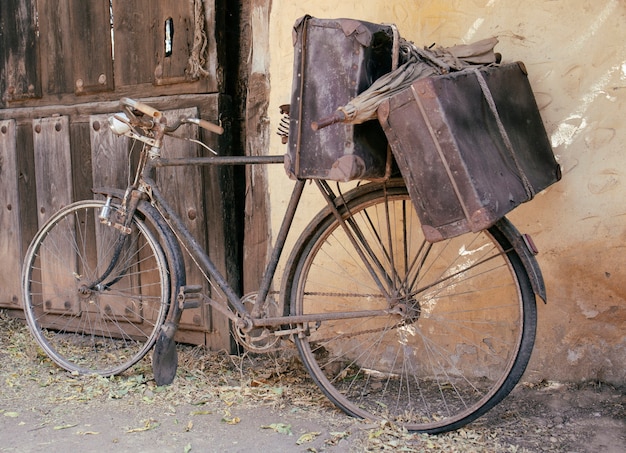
[159,107,210,332]
[89,114,130,191]
[0,120,22,307]
[32,116,73,220]
[0,0,41,105]
[156,2,195,84]
[111,0,157,87]
[36,0,73,95]
[32,116,77,314]
[69,0,114,95]
[70,122,95,202]
[15,122,38,264]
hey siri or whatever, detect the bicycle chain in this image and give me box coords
[297,290,404,344]
[307,321,403,345]
[304,291,387,299]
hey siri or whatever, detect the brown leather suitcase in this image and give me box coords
[285,16,394,181]
[377,62,561,242]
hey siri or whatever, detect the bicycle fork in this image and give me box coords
[85,189,144,292]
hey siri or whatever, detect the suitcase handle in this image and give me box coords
[311,110,346,131]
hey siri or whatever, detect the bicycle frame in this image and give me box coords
[105,141,398,337]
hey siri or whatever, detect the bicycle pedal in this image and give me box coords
[181,300,200,310]
[177,285,204,310]
[180,285,203,294]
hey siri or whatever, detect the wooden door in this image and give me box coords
[0,0,239,351]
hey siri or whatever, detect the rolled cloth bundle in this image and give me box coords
[312,36,500,129]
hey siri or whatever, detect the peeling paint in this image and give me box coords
[462,0,497,42]
[569,0,619,54]
[551,62,624,148]
[251,5,271,74]
[567,349,582,365]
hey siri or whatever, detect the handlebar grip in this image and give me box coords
[187,118,224,135]
[120,97,162,119]
[311,111,346,131]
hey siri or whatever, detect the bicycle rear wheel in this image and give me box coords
[22,199,171,376]
[283,180,536,433]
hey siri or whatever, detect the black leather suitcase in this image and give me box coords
[378,62,561,242]
[285,16,394,181]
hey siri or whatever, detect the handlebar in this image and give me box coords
[117,97,223,135]
[182,117,224,135]
[121,97,162,119]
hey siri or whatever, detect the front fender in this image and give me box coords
[92,187,187,306]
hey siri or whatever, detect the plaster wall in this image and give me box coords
[265,0,626,384]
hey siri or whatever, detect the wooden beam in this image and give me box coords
[242,0,273,297]
[0,93,224,123]
[0,120,22,307]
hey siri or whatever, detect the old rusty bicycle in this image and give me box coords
[21,96,543,433]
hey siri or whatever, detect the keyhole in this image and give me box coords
[165,17,173,57]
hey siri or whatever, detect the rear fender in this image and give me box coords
[495,217,547,303]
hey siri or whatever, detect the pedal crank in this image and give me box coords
[233,292,282,353]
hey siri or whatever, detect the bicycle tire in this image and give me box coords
[22,199,172,376]
[282,179,537,433]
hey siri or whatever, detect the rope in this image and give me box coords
[186,0,209,79]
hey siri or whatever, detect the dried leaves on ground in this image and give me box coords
[0,310,624,452]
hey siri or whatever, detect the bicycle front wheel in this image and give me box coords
[22,199,171,376]
[283,180,536,433]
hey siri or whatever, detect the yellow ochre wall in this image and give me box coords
[265,1,626,384]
